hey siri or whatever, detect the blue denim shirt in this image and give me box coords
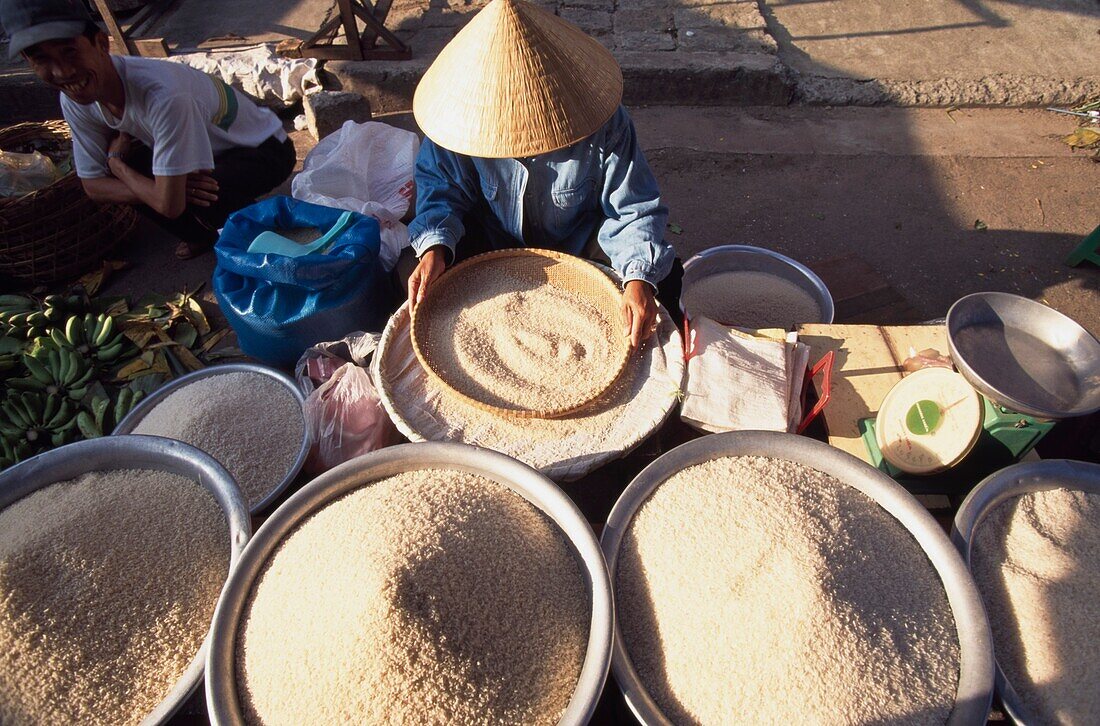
[408,106,674,288]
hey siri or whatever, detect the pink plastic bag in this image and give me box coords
[295,331,397,474]
[303,361,397,474]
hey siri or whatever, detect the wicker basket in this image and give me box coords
[410,248,632,419]
[0,120,136,284]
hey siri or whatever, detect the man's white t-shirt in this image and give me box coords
[61,55,285,180]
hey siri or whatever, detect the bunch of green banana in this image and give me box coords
[0,294,35,322]
[6,347,95,400]
[0,335,22,375]
[76,393,110,439]
[40,294,87,324]
[112,386,144,430]
[47,313,129,364]
[0,294,49,341]
[0,390,80,463]
[0,436,18,469]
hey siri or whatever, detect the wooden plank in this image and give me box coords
[360,47,412,60]
[298,15,342,49]
[91,0,132,55]
[125,1,160,32]
[355,5,409,53]
[880,325,949,367]
[799,324,901,462]
[336,0,364,61]
[109,35,167,57]
[298,45,360,61]
[130,37,169,57]
[362,0,395,49]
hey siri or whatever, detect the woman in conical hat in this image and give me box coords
[404,0,679,349]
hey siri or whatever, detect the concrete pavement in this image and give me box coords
[3,0,1097,115]
[325,0,1100,109]
[761,0,1100,106]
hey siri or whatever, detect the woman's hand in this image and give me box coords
[621,279,658,351]
[407,247,447,307]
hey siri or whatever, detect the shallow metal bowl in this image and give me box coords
[0,435,252,726]
[680,244,835,325]
[601,431,994,726]
[114,363,308,514]
[947,292,1100,419]
[951,459,1100,725]
[205,442,614,726]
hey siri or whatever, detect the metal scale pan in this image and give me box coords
[947,292,1100,421]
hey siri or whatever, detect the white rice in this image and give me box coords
[0,469,229,725]
[972,487,1100,726]
[682,270,822,329]
[616,455,959,725]
[236,468,590,725]
[133,371,303,508]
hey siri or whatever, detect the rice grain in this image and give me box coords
[133,371,303,508]
[682,271,822,329]
[971,488,1100,726]
[236,468,589,725]
[425,264,620,413]
[616,456,959,725]
[0,469,230,726]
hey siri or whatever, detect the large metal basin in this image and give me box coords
[947,292,1100,419]
[0,435,252,726]
[206,442,613,726]
[680,244,835,325]
[952,459,1100,725]
[601,431,994,726]
[114,362,309,514]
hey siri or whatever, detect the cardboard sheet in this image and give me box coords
[798,324,949,462]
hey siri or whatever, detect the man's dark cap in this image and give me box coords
[1,0,94,59]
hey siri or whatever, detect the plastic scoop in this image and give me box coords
[247,210,354,257]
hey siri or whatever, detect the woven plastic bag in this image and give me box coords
[213,196,390,367]
[291,120,419,271]
[295,331,396,474]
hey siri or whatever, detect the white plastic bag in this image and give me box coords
[0,150,60,197]
[291,120,419,272]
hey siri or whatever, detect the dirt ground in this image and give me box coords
[87,105,1100,338]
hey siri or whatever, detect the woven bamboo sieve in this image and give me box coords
[410,248,631,418]
[0,120,136,284]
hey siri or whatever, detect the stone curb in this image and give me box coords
[327,51,795,115]
[793,73,1100,108]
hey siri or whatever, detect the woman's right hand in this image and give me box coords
[407,247,447,307]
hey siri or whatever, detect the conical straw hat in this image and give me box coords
[413,0,623,158]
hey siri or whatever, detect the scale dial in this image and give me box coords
[875,368,984,475]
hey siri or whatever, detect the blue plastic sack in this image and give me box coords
[213,196,390,367]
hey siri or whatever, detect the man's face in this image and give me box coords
[23,32,113,105]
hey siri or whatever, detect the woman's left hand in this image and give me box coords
[621,280,658,351]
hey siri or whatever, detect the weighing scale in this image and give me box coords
[858,369,1056,494]
[854,292,1100,495]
